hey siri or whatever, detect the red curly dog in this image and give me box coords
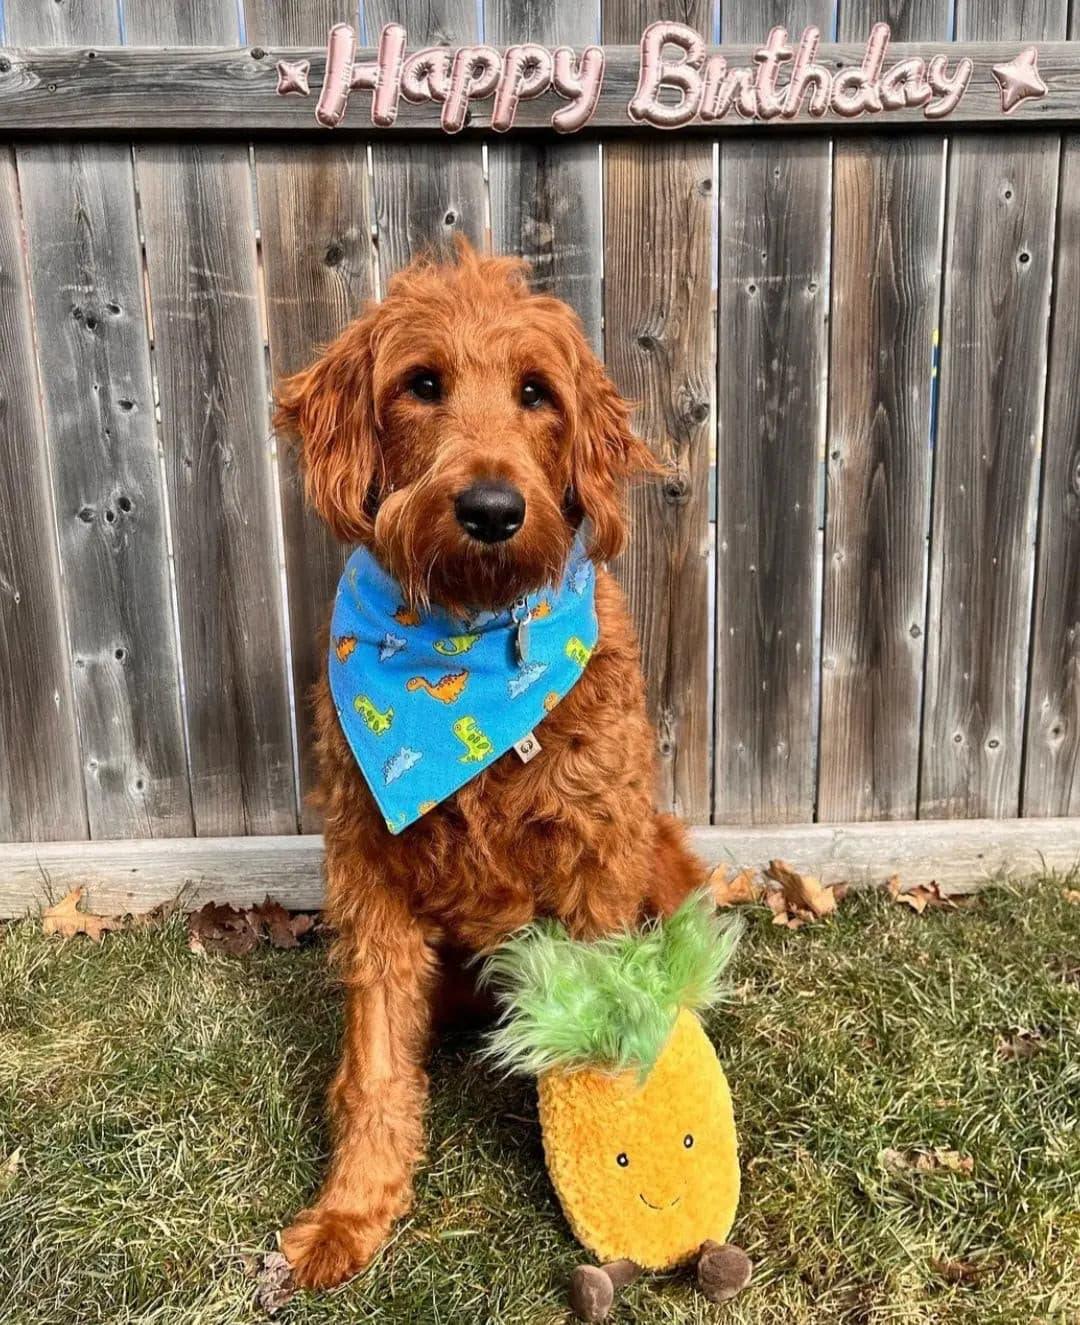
[274,241,705,1289]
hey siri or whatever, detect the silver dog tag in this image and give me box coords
[515,614,531,665]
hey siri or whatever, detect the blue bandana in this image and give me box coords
[329,540,599,834]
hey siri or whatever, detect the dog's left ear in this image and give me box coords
[569,348,662,563]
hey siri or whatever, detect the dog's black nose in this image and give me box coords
[454,481,526,544]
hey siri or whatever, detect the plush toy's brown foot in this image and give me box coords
[696,1241,753,1304]
[569,1259,641,1322]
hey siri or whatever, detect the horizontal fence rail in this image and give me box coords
[0,41,1078,133]
[2,819,1078,917]
[0,0,1079,896]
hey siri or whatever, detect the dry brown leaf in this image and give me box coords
[886,876,956,913]
[763,859,844,927]
[255,1250,295,1316]
[931,1257,989,1284]
[189,900,318,956]
[708,864,763,907]
[41,887,120,942]
[250,898,305,950]
[996,1028,1045,1062]
[766,859,837,918]
[1063,889,1080,905]
[882,1146,973,1175]
[187,903,259,957]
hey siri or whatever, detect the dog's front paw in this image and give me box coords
[280,1206,387,1290]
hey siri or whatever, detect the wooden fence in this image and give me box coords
[2,0,1080,911]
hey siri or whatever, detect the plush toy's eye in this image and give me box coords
[520,380,546,409]
[408,371,441,403]
[683,1134,694,1149]
[616,1152,629,1168]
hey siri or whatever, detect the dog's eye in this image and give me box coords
[520,380,546,409]
[408,371,441,403]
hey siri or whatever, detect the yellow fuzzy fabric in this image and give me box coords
[537,1010,739,1270]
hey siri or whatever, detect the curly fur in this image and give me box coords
[273,239,707,1290]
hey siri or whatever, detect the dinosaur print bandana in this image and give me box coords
[329,539,599,834]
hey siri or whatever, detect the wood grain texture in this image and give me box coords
[0,151,87,842]
[817,0,949,821]
[3,817,1077,916]
[1023,1,1080,815]
[485,2,602,346]
[1,42,1079,132]
[921,0,1066,819]
[366,0,484,281]
[128,0,297,835]
[714,0,831,825]
[603,0,713,824]
[245,1,374,831]
[9,0,192,839]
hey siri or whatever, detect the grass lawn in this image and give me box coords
[1,879,1078,1325]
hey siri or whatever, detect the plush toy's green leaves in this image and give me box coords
[480,891,742,1078]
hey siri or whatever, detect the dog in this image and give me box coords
[274,240,706,1289]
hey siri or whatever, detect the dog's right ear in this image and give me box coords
[274,312,382,544]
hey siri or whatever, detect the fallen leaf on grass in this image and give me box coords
[254,1250,295,1316]
[708,864,763,907]
[931,1256,992,1284]
[881,1147,974,1175]
[188,898,318,956]
[764,859,844,927]
[886,875,958,914]
[41,887,122,942]
[996,1027,1045,1062]
[250,899,314,949]
[188,903,260,957]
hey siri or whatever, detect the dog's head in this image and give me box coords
[275,240,658,613]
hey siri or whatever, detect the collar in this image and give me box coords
[329,539,598,834]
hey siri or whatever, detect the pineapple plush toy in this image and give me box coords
[482,894,753,1321]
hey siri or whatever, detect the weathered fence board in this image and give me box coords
[9,0,193,840]
[3,816,1077,917]
[1025,5,1080,816]
[714,0,831,825]
[921,0,1065,819]
[0,41,1079,133]
[245,0,374,831]
[366,1,485,279]
[0,151,87,842]
[128,0,297,835]
[485,1,603,348]
[604,0,714,824]
[817,0,949,821]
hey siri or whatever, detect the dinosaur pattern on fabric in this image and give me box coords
[328,537,599,834]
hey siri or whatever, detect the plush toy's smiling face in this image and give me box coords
[538,1011,740,1270]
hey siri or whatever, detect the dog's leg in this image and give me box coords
[281,885,437,1290]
